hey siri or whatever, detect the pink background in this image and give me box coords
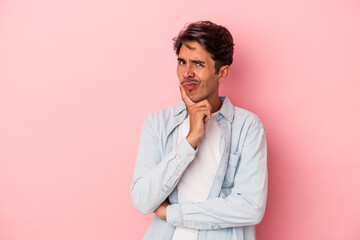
[1,0,360,239]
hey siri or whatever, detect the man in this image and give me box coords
[131,21,267,240]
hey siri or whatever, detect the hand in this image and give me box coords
[180,85,212,149]
[154,199,170,219]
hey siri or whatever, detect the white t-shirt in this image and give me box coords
[172,112,223,240]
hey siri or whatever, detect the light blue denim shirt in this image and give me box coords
[131,97,267,240]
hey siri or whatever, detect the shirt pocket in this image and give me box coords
[222,152,241,189]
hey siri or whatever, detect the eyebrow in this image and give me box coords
[177,58,205,65]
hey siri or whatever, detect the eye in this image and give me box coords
[196,62,204,67]
[178,59,185,65]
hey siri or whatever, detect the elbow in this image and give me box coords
[251,204,266,225]
[133,202,153,215]
[234,196,266,225]
[130,184,154,215]
[131,196,154,215]
[253,212,264,225]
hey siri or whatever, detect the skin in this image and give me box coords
[154,41,230,219]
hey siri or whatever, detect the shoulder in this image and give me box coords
[146,101,184,122]
[222,96,264,130]
[231,106,265,136]
[140,102,185,140]
[234,107,263,126]
[142,101,185,132]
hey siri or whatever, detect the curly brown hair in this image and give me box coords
[173,21,234,73]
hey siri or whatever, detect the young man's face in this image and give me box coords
[177,41,222,104]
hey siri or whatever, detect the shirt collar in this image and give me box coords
[218,96,234,123]
[173,96,234,123]
[173,101,186,116]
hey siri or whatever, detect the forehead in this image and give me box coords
[178,41,213,62]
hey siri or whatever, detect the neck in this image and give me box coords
[210,96,222,113]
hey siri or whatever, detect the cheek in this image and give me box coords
[197,67,214,78]
[193,69,203,79]
[198,71,210,82]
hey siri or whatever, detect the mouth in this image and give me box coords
[182,80,198,91]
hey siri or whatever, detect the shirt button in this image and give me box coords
[188,154,194,160]
[172,121,176,125]
[176,172,180,176]
[196,224,200,228]
[174,221,178,226]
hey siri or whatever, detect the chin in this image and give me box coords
[189,96,203,103]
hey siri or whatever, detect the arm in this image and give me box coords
[131,85,214,215]
[130,113,197,214]
[166,126,268,230]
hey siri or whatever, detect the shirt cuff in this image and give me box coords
[166,203,182,227]
[176,138,198,163]
[161,139,198,193]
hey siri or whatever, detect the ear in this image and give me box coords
[217,65,229,84]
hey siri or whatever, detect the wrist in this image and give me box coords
[186,135,200,149]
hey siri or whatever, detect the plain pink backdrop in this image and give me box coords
[1,0,360,239]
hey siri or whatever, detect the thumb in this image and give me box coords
[179,84,194,107]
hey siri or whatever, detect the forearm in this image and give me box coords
[131,138,196,214]
[166,183,267,230]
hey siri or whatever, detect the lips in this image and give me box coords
[182,81,198,90]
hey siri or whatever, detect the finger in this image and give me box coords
[191,105,212,113]
[196,99,210,106]
[195,99,212,112]
[193,108,212,122]
[203,111,212,123]
[193,106,212,111]
[179,84,194,107]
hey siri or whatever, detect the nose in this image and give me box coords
[183,64,195,79]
